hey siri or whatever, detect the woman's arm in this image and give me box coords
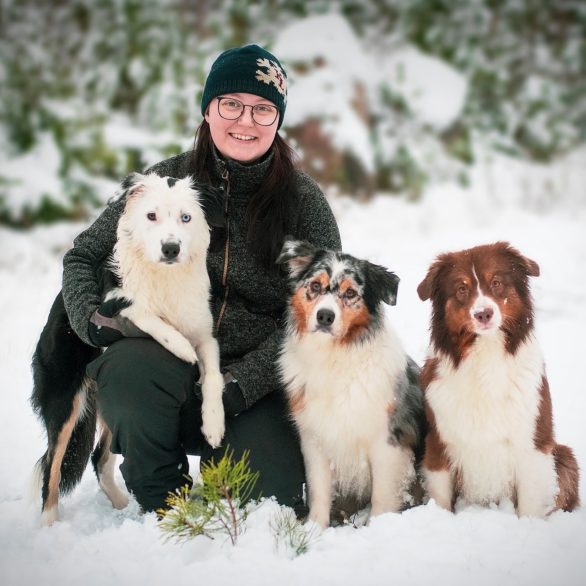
[62,199,125,345]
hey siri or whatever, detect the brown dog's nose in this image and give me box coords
[474,307,494,324]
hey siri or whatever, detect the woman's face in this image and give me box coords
[205,92,279,163]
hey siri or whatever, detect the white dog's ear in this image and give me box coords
[192,181,225,228]
[110,172,146,203]
[120,172,147,199]
[276,237,318,279]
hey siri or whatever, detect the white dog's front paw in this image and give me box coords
[201,400,225,448]
[166,336,197,364]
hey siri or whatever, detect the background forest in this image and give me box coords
[1,0,585,226]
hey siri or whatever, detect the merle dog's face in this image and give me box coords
[277,239,399,344]
[118,174,211,265]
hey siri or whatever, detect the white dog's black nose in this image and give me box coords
[162,242,180,261]
[316,308,335,327]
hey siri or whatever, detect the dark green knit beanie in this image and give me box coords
[201,44,288,129]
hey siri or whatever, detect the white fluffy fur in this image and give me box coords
[109,174,224,447]
[279,317,414,528]
[424,332,559,517]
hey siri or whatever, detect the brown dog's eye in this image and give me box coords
[456,284,468,301]
[491,278,502,291]
[310,281,322,294]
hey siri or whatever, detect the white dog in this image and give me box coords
[108,173,225,446]
[31,172,225,525]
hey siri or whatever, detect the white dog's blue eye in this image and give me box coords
[181,214,191,223]
[147,212,157,221]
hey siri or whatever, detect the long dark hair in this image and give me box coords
[190,120,298,269]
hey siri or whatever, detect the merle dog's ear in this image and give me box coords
[276,237,318,279]
[366,261,400,306]
[193,182,225,228]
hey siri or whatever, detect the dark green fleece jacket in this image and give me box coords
[62,149,341,408]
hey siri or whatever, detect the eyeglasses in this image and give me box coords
[216,96,279,126]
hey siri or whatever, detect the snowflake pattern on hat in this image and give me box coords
[255,58,287,103]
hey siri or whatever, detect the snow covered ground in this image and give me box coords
[1,151,585,585]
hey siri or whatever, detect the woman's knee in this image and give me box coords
[88,338,197,419]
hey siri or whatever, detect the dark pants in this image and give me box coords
[87,338,305,512]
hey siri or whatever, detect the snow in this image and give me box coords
[1,10,585,585]
[1,133,65,215]
[275,13,468,174]
[383,45,467,130]
[1,155,586,583]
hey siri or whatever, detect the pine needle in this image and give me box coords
[270,507,321,557]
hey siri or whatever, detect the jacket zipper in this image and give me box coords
[215,168,231,334]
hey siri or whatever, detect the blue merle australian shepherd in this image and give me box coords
[277,238,426,528]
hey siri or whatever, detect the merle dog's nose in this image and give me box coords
[162,242,180,261]
[474,307,494,324]
[316,308,335,327]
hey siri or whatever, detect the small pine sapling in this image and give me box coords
[270,507,321,557]
[158,448,260,545]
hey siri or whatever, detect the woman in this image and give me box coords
[62,44,341,513]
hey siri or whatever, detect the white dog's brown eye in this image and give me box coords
[147,212,157,221]
[181,213,191,223]
[310,281,322,294]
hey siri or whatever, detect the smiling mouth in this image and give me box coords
[230,133,257,142]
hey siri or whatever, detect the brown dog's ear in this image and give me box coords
[499,241,540,278]
[524,257,540,277]
[276,237,318,279]
[517,251,539,277]
[417,260,443,301]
